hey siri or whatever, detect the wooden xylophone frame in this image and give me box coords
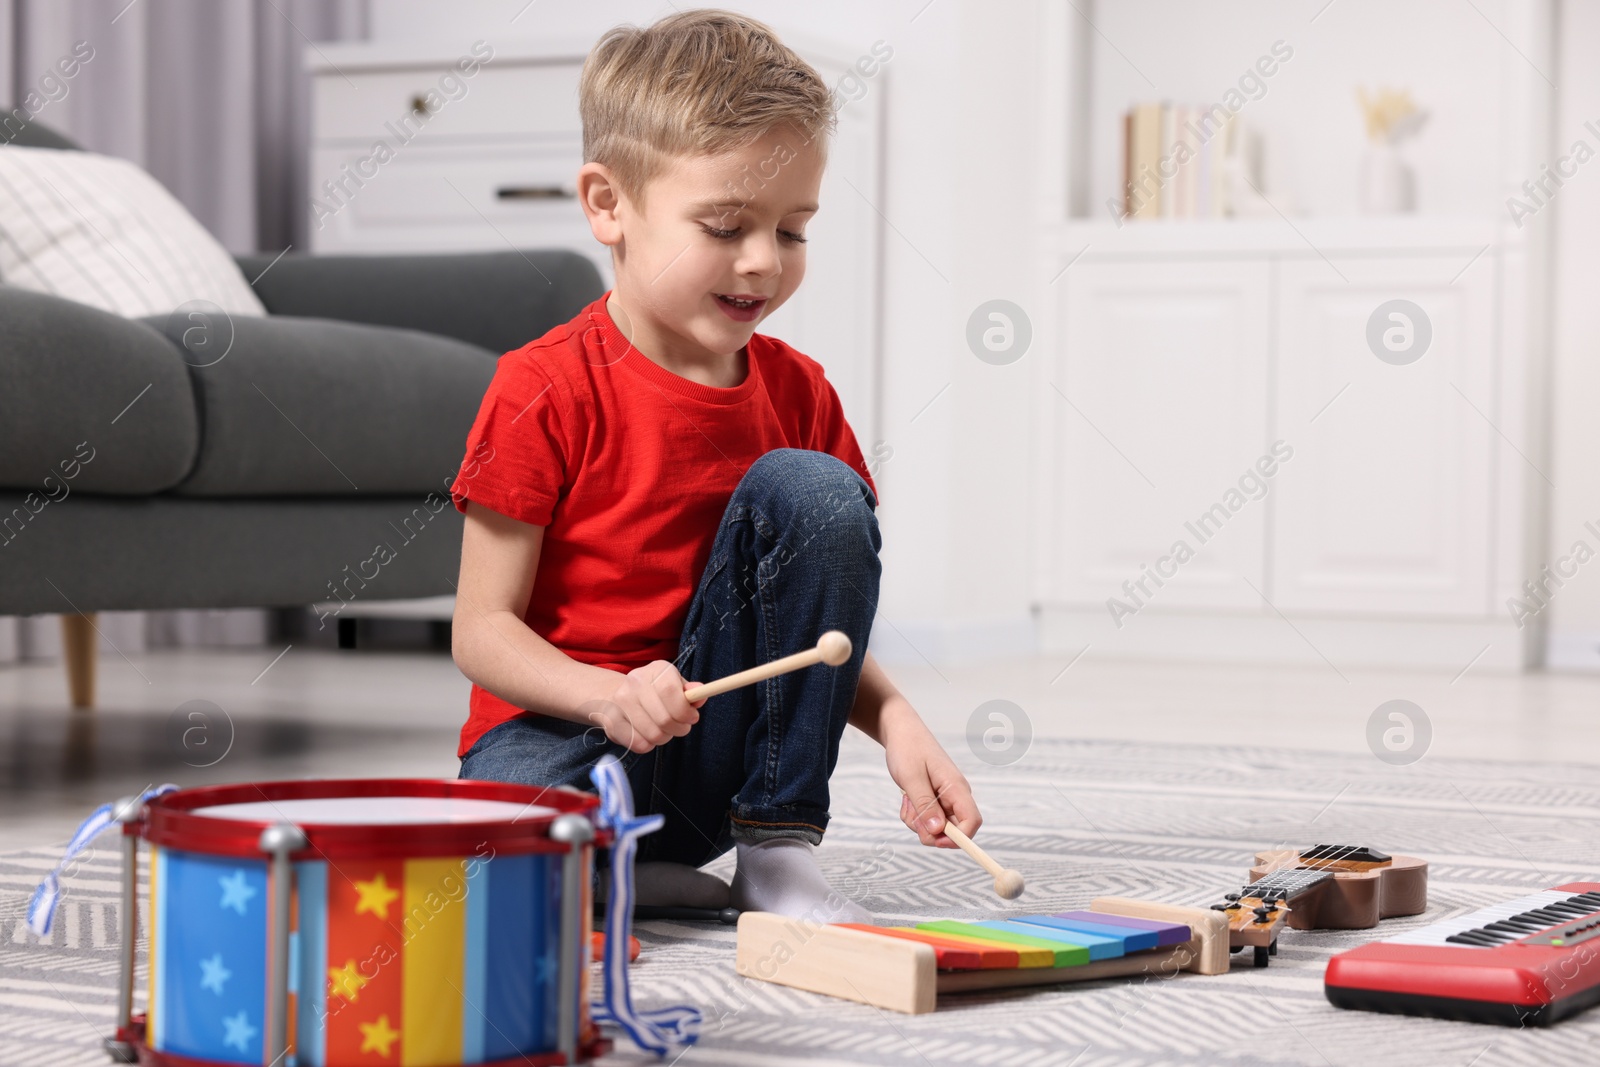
[735,897,1230,1015]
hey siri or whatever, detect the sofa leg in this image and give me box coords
[60,613,98,709]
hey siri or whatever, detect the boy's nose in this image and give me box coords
[735,235,781,278]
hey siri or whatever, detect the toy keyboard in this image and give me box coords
[1324,882,1600,1026]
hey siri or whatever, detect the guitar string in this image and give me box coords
[1221,843,1379,909]
[1240,843,1364,902]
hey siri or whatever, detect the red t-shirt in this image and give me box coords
[449,294,875,758]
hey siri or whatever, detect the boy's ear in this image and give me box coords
[576,162,624,248]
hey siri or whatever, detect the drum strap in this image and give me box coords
[28,783,178,938]
[589,755,703,1054]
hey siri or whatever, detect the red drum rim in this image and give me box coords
[137,778,606,860]
[117,1016,611,1066]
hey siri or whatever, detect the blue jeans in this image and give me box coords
[459,449,881,867]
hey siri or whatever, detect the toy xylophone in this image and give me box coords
[736,897,1228,1014]
[1325,882,1600,1026]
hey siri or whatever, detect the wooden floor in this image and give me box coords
[5,643,1600,853]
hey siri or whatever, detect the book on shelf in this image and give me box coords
[1121,101,1244,221]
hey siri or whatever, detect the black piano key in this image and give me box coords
[1484,919,1545,934]
[1463,924,1518,939]
[1522,908,1582,924]
[1549,902,1600,918]
[1539,903,1590,917]
[1447,931,1506,947]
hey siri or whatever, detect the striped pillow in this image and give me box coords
[0,145,265,318]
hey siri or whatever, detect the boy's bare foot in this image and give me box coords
[630,862,731,909]
[730,838,871,923]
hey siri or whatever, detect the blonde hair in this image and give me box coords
[579,9,834,200]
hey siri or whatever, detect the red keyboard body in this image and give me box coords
[1325,882,1600,1026]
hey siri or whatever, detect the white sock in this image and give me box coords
[730,838,871,923]
[628,862,730,909]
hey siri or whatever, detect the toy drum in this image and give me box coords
[107,779,611,1067]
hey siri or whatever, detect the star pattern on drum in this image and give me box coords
[217,869,256,915]
[329,958,369,1002]
[354,872,399,920]
[359,1014,400,1058]
[199,953,230,995]
[221,1010,257,1052]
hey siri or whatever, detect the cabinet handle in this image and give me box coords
[496,185,575,200]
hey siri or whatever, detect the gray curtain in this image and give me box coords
[4,0,368,251]
[0,0,368,663]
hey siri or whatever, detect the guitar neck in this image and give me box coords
[1243,867,1336,902]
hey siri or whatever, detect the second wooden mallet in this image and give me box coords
[942,821,1026,900]
[681,631,853,704]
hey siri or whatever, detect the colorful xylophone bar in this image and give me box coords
[838,910,1194,969]
[736,897,1229,1014]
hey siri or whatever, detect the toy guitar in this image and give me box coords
[1212,845,1428,967]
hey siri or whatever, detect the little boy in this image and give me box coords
[451,9,981,922]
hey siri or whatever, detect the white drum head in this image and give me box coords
[189,796,557,825]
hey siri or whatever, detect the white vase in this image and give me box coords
[1360,144,1415,214]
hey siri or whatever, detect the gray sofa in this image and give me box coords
[0,120,602,705]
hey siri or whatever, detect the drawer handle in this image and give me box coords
[496,185,575,200]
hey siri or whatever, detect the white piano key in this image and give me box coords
[1387,890,1587,946]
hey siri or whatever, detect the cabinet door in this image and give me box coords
[1272,256,1495,615]
[1040,260,1272,611]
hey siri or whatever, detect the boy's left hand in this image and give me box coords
[882,705,981,848]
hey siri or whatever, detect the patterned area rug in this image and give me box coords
[6,734,1600,1066]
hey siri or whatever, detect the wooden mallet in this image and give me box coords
[899,786,1025,900]
[939,820,1026,901]
[681,631,853,704]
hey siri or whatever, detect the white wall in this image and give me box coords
[1546,0,1600,668]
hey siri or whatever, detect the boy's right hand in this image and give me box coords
[586,661,704,754]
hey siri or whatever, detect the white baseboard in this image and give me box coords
[868,613,1037,667]
[1545,630,1600,672]
[1038,606,1531,672]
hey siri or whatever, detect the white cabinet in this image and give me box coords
[1036,220,1522,662]
[1272,257,1496,615]
[1041,261,1270,610]
[305,40,883,443]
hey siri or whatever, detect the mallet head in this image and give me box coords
[817,630,853,666]
[994,869,1026,900]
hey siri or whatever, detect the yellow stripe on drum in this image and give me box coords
[401,858,466,1066]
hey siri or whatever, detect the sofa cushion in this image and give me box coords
[0,146,266,318]
[236,249,605,359]
[145,313,498,496]
[0,286,199,494]
[0,493,464,615]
